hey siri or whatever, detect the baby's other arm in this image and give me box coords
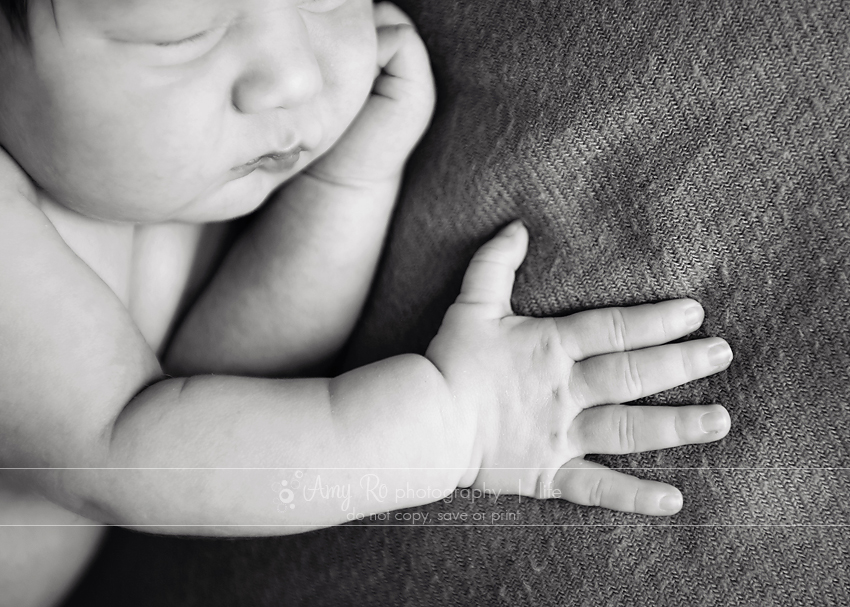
[166,5,433,377]
[165,174,403,377]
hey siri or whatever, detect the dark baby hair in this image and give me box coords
[1,0,30,39]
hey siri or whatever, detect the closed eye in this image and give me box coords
[299,0,349,14]
[154,30,211,47]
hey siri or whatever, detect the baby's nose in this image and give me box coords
[232,16,323,113]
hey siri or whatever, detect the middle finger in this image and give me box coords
[568,337,733,408]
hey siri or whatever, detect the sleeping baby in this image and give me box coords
[0,1,733,605]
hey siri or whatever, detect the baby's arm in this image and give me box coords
[165,175,403,377]
[0,158,730,534]
[166,5,432,377]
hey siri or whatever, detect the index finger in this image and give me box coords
[556,299,705,361]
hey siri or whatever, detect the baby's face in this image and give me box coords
[0,0,377,222]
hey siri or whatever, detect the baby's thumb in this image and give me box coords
[455,220,528,318]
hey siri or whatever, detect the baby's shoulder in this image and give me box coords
[1,189,233,353]
[0,179,70,268]
[0,190,135,334]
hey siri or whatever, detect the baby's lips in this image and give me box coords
[229,147,302,179]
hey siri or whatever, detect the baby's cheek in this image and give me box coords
[323,13,377,109]
[110,111,221,216]
[56,126,210,221]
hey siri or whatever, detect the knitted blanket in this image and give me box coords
[66,1,850,604]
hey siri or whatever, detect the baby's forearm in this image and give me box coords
[30,354,471,536]
[165,174,402,378]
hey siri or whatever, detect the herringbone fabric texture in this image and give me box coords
[65,1,850,605]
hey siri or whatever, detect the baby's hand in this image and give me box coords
[427,222,733,516]
[305,2,435,187]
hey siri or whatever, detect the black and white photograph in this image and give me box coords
[0,0,847,605]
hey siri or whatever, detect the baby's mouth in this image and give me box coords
[230,147,302,178]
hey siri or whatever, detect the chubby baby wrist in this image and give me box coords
[417,360,483,491]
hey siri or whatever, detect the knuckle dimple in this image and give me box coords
[618,409,637,453]
[537,318,565,363]
[673,410,684,442]
[588,477,605,507]
[609,309,628,351]
[679,346,694,378]
[622,356,643,400]
[658,309,671,339]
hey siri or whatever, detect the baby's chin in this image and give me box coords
[174,173,287,223]
[166,150,322,223]
[58,168,294,224]
[39,147,320,224]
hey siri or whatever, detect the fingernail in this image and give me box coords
[707,341,733,367]
[684,303,704,329]
[502,220,522,236]
[699,410,727,433]
[659,493,682,513]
